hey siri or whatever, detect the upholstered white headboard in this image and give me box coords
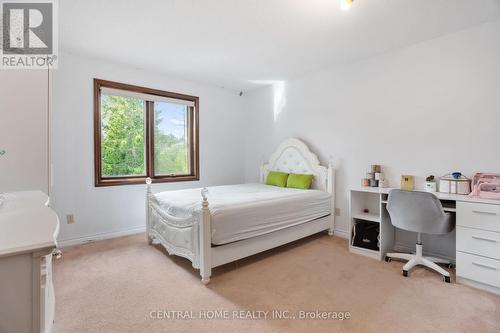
[260,138,334,194]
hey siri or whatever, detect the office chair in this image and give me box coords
[385,189,455,283]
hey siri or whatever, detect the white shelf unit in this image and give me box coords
[351,212,381,223]
[349,189,395,261]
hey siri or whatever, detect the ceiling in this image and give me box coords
[60,0,500,92]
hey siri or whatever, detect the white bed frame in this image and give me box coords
[145,138,335,284]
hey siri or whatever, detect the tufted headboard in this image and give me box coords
[260,138,334,194]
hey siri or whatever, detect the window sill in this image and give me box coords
[95,175,200,187]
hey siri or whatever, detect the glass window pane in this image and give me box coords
[154,101,190,175]
[100,94,146,177]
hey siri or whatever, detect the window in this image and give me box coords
[94,79,199,186]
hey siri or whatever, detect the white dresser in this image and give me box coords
[456,201,500,294]
[0,191,60,333]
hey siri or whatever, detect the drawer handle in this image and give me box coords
[471,235,497,243]
[472,262,497,270]
[472,210,497,216]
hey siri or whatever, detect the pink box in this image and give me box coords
[470,173,500,200]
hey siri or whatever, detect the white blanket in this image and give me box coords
[154,183,331,245]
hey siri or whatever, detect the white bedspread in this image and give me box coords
[153,183,331,245]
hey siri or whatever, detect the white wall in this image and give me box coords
[0,70,48,193]
[51,52,245,244]
[51,20,500,252]
[243,20,500,257]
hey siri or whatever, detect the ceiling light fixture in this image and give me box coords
[340,0,354,11]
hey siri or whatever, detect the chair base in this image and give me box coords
[386,243,451,282]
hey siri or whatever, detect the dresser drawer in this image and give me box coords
[457,202,500,232]
[457,252,500,288]
[456,226,500,260]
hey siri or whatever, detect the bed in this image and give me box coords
[145,138,335,284]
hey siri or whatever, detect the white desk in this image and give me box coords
[350,187,500,295]
[0,191,59,333]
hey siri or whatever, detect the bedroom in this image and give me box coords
[1,0,500,332]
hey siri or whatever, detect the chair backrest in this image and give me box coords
[386,189,452,235]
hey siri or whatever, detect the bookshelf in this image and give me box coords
[349,188,395,261]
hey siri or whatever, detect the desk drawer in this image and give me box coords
[456,226,500,260]
[457,202,500,232]
[457,252,500,287]
[457,252,500,288]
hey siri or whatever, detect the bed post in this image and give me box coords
[146,177,153,244]
[327,162,335,236]
[199,188,212,284]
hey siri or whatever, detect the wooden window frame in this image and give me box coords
[94,79,199,187]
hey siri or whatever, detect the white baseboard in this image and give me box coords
[333,228,349,239]
[57,226,146,248]
[59,225,349,247]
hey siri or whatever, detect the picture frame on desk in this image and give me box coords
[400,175,414,191]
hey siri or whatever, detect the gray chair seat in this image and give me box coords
[385,189,456,282]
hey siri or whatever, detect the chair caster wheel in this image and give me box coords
[443,276,451,283]
[402,270,408,277]
[385,256,392,262]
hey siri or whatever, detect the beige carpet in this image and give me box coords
[53,233,500,333]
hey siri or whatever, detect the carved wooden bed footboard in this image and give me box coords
[146,178,212,283]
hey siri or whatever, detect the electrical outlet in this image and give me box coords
[66,214,75,224]
[335,208,341,216]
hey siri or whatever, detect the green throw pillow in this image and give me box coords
[287,173,314,189]
[265,171,289,187]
